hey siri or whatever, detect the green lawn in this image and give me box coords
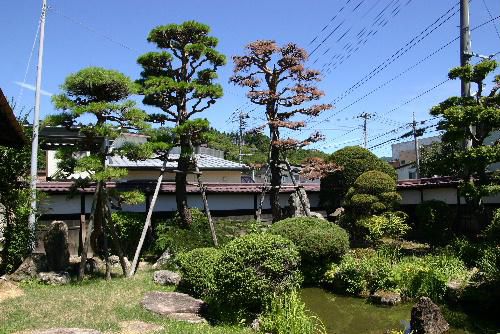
[0,270,251,334]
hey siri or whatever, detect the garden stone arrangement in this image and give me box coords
[152,270,181,286]
[141,291,207,324]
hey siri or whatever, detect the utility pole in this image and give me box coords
[357,112,373,148]
[28,0,47,250]
[238,112,249,164]
[460,0,473,149]
[412,112,420,179]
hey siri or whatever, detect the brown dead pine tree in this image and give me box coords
[231,41,332,221]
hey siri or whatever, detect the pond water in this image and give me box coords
[301,288,471,334]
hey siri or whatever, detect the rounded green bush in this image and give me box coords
[214,233,302,316]
[353,170,397,195]
[269,217,349,266]
[177,247,221,299]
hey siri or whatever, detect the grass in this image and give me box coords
[0,270,251,334]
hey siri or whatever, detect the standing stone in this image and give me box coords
[410,297,449,334]
[287,188,311,217]
[152,250,172,269]
[43,221,70,271]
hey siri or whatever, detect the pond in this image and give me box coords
[301,288,475,334]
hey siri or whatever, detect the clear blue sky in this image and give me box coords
[1,0,499,157]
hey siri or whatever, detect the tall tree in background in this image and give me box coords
[231,40,332,221]
[137,21,226,226]
[430,59,500,221]
[46,67,149,280]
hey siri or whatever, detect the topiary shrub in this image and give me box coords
[358,211,410,245]
[320,146,396,213]
[415,200,454,245]
[269,217,349,280]
[214,233,302,320]
[176,247,221,299]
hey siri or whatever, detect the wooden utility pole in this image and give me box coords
[357,112,373,148]
[28,0,47,249]
[412,112,421,179]
[238,112,249,164]
[460,0,473,149]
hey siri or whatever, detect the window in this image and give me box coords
[409,171,416,179]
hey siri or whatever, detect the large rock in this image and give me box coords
[9,254,47,282]
[141,291,207,323]
[20,329,102,334]
[410,297,449,334]
[38,272,70,285]
[286,188,311,217]
[43,221,70,271]
[153,270,181,286]
[152,250,172,269]
[370,290,402,306]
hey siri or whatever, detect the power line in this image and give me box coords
[481,0,500,42]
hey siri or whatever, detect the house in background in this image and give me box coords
[44,130,249,183]
[0,88,26,147]
[391,135,441,180]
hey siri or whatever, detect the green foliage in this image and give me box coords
[269,217,349,270]
[111,212,145,258]
[415,200,454,245]
[484,208,500,243]
[477,245,500,281]
[153,209,213,256]
[325,252,469,301]
[214,233,302,319]
[321,146,396,212]
[358,212,410,244]
[0,119,34,274]
[344,171,401,216]
[177,247,222,299]
[430,61,500,209]
[419,141,464,178]
[260,290,327,334]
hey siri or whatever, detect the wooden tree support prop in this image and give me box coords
[129,158,168,277]
[256,165,270,222]
[192,153,218,247]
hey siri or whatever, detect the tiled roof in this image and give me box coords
[108,154,248,171]
[397,176,462,189]
[36,181,321,194]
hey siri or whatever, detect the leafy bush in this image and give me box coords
[260,290,326,334]
[214,233,302,319]
[153,209,213,255]
[358,211,410,244]
[477,245,500,281]
[176,247,221,299]
[344,171,401,215]
[484,209,500,243]
[269,217,349,268]
[415,200,454,245]
[111,212,145,258]
[325,252,469,301]
[320,146,396,212]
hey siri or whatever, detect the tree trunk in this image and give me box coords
[269,128,282,222]
[176,135,193,227]
[79,181,103,281]
[103,192,130,277]
[128,159,167,277]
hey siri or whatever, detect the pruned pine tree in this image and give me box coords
[137,21,226,227]
[231,40,332,221]
[45,67,149,280]
[430,59,500,221]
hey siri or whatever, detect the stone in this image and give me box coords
[152,250,172,269]
[9,254,47,282]
[38,272,71,285]
[43,221,70,272]
[250,318,261,331]
[108,255,130,270]
[445,279,465,304]
[310,212,326,220]
[370,290,402,306]
[410,297,449,334]
[153,270,181,286]
[20,329,102,334]
[141,291,207,323]
[286,188,311,217]
[119,320,163,334]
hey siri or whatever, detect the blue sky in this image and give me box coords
[1,0,499,157]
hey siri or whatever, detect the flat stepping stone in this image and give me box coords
[141,291,207,323]
[20,329,101,334]
[119,321,163,334]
